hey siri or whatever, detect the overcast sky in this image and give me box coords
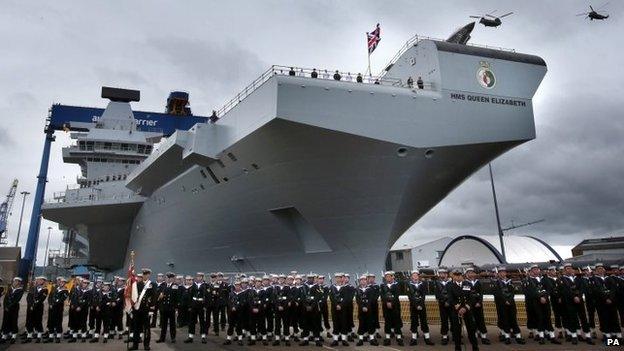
[1,0,622,264]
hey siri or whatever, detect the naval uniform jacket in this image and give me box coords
[272,285,291,312]
[434,279,451,307]
[27,285,49,311]
[187,282,206,309]
[3,286,24,313]
[462,279,484,308]
[407,281,427,310]
[159,283,179,312]
[493,279,516,306]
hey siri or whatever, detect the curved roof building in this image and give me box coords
[438,235,562,267]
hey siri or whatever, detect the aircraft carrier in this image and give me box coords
[42,29,547,276]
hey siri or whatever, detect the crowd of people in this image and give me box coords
[0,262,622,351]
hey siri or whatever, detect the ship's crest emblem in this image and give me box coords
[476,62,496,89]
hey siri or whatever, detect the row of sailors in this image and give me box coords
[285,67,425,89]
[1,263,623,350]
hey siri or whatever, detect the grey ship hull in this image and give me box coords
[126,118,520,274]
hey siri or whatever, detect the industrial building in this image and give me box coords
[438,235,562,267]
[568,236,624,264]
[388,237,452,272]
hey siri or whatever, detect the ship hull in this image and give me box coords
[124,118,520,275]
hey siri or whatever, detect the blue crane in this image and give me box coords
[0,179,19,245]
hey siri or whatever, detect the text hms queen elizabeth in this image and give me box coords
[450,92,526,107]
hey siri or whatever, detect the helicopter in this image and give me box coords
[576,3,610,20]
[470,10,514,28]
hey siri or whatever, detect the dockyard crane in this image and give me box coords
[0,179,19,245]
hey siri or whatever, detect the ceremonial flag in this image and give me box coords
[367,23,381,54]
[124,251,138,313]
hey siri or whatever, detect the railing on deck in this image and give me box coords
[215,65,419,120]
[379,34,516,77]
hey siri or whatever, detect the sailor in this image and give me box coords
[345,72,353,82]
[152,273,165,328]
[417,76,424,89]
[434,268,452,345]
[289,275,303,341]
[24,276,48,343]
[311,68,319,78]
[299,273,324,346]
[322,69,330,79]
[366,273,381,338]
[493,267,527,345]
[43,277,68,343]
[448,269,479,351]
[579,266,597,338]
[65,276,79,341]
[155,272,178,344]
[316,275,332,338]
[129,268,157,351]
[356,73,363,83]
[261,275,275,342]
[0,277,24,344]
[184,272,207,344]
[248,277,268,345]
[543,266,564,339]
[355,275,378,346]
[216,272,229,332]
[289,67,296,76]
[272,274,291,346]
[592,263,622,341]
[380,271,403,346]
[43,278,57,341]
[329,273,349,346]
[407,76,414,88]
[333,70,341,81]
[557,263,593,345]
[88,278,104,342]
[68,278,91,343]
[464,267,490,345]
[209,110,219,123]
[343,273,356,341]
[112,277,126,339]
[239,277,252,339]
[523,264,558,344]
[299,68,305,77]
[96,281,116,343]
[407,270,434,345]
[616,266,624,332]
[223,281,245,345]
[205,273,219,336]
[178,276,192,329]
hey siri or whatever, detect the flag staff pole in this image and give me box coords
[366,32,372,76]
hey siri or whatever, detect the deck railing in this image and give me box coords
[215,65,414,120]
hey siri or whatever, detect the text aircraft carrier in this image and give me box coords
[42,28,547,275]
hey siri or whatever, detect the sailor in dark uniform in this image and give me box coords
[299,273,323,346]
[24,276,48,343]
[177,276,191,329]
[113,277,126,339]
[204,273,218,336]
[579,266,597,338]
[248,277,268,345]
[616,266,624,334]
[289,275,303,341]
[407,270,434,345]
[69,278,92,343]
[316,275,331,338]
[261,275,275,341]
[272,274,291,346]
[543,266,564,339]
[152,273,165,328]
[434,268,452,345]
[224,280,245,345]
[464,267,490,345]
[492,267,526,345]
[97,281,117,343]
[342,273,357,341]
[355,275,378,346]
[448,269,479,351]
[523,264,559,344]
[44,277,69,343]
[184,272,207,343]
[380,271,403,346]
[592,263,622,341]
[155,272,178,344]
[366,273,381,338]
[216,272,229,332]
[129,268,157,351]
[557,263,593,345]
[88,278,104,342]
[0,277,24,344]
[329,272,349,346]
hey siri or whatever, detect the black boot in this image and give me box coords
[425,337,435,345]
[223,339,232,345]
[356,339,364,346]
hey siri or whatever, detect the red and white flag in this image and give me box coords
[367,23,381,54]
[124,251,138,313]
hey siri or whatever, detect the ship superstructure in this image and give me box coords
[42,34,547,275]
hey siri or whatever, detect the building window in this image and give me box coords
[395,251,404,260]
[436,250,444,259]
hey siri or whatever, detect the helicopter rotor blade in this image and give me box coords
[469,15,482,18]
[576,12,590,16]
[499,12,514,18]
[590,5,595,11]
[485,14,497,19]
[596,2,609,10]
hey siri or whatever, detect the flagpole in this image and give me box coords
[366,32,371,76]
[367,51,372,77]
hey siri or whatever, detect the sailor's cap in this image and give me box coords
[294,275,303,280]
[210,273,217,278]
[141,268,152,275]
[620,265,624,270]
[594,263,604,268]
[118,277,126,282]
[563,263,573,268]
[451,269,462,275]
[548,266,557,270]
[496,266,507,272]
[529,264,539,270]
[286,275,294,280]
[334,272,344,277]
[176,275,183,279]
[233,280,241,285]
[217,272,224,277]
[239,273,247,278]
[610,264,619,270]
[367,273,375,277]
[269,274,277,278]
[96,277,103,282]
[465,266,475,273]
[166,272,175,278]
[13,277,23,282]
[344,273,350,278]
[411,270,420,275]
[384,271,395,276]
[278,274,286,279]
[241,278,249,283]
[81,279,90,283]
[359,275,367,281]
[35,276,47,280]
[156,273,164,277]
[306,273,316,278]
[184,275,193,280]
[290,271,298,275]
[262,275,270,280]
[58,277,67,282]
[317,275,325,279]
[437,268,448,273]
[196,272,205,276]
[102,281,111,286]
[254,277,262,282]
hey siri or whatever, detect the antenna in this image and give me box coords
[488,163,506,263]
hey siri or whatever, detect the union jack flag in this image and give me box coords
[367,23,381,54]
[124,251,138,313]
